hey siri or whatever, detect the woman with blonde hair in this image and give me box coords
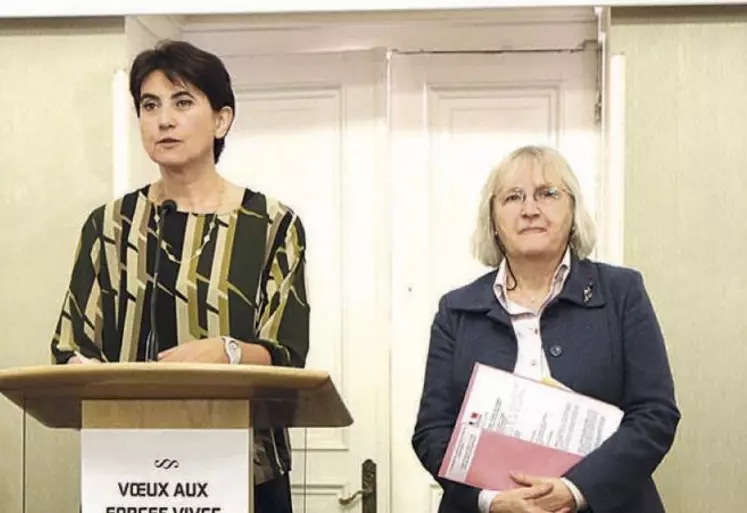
[412,145,679,513]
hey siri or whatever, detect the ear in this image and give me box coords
[214,106,234,139]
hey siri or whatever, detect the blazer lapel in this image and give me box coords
[448,257,606,327]
[556,255,606,308]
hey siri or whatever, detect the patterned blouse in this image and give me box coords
[51,184,309,485]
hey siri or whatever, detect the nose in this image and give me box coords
[521,196,541,216]
[157,105,176,130]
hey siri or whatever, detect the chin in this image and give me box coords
[515,247,556,259]
[150,155,190,169]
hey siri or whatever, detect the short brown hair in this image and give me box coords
[129,40,236,163]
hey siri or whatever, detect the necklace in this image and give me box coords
[151,180,224,264]
[511,288,546,307]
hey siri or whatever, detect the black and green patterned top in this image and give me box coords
[51,184,309,484]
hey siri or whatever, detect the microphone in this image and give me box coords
[145,199,177,362]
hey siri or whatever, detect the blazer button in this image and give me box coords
[549,345,563,357]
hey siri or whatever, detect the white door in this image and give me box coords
[216,50,392,513]
[214,48,598,513]
[388,51,599,513]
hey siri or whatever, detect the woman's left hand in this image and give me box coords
[510,472,575,513]
[158,338,227,363]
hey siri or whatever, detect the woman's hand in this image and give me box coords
[158,338,272,365]
[489,482,558,513]
[67,353,102,364]
[510,472,575,513]
[158,338,227,363]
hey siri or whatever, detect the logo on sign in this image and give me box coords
[154,459,180,470]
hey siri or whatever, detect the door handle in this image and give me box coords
[338,459,376,512]
[338,488,372,506]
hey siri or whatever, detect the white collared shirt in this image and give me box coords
[477,248,587,513]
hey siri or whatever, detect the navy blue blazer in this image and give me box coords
[412,257,680,513]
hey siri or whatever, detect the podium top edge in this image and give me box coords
[0,363,331,393]
[0,363,353,429]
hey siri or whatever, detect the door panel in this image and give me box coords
[216,50,390,513]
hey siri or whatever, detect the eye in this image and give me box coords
[503,192,522,204]
[176,98,194,108]
[141,101,157,111]
[539,187,561,199]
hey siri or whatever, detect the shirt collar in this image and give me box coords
[493,247,572,308]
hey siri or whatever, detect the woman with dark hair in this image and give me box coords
[51,40,307,512]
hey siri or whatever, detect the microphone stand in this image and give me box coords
[145,199,177,362]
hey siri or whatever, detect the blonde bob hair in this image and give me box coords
[472,145,596,268]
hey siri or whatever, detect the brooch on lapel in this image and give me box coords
[583,282,594,303]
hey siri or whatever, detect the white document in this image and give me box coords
[439,364,625,491]
[458,363,623,457]
[81,429,249,513]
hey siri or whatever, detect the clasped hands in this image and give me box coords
[69,338,229,365]
[489,472,576,513]
[157,337,228,363]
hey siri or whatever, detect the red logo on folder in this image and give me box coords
[468,412,481,426]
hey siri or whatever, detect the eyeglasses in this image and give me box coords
[495,185,570,208]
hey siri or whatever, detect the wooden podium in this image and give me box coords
[0,363,353,512]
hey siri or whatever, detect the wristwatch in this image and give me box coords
[221,336,242,365]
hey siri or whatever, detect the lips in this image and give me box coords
[157,138,181,144]
[520,227,546,234]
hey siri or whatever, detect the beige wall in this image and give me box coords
[3,8,747,513]
[611,7,747,512]
[0,18,126,512]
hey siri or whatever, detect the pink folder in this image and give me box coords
[439,425,582,490]
[437,362,620,490]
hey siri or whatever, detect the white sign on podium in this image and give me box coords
[81,429,249,513]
